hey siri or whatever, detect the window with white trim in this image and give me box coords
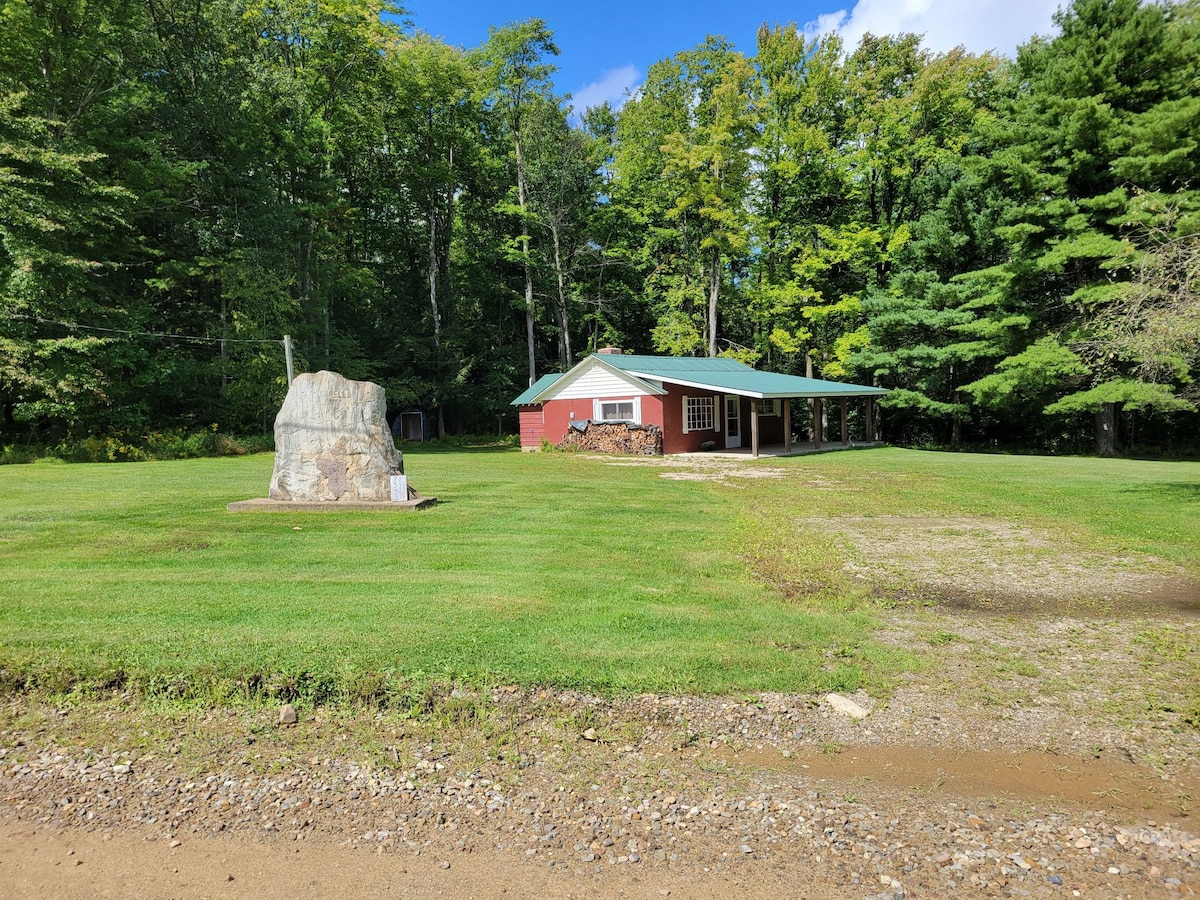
[756,399,781,416]
[593,398,640,422]
[683,396,714,433]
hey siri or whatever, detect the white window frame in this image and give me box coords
[682,396,715,433]
[756,399,781,416]
[593,397,641,423]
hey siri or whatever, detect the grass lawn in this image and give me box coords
[1,447,1197,702]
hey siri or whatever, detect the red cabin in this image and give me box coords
[512,350,888,457]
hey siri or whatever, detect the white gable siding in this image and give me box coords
[550,363,651,400]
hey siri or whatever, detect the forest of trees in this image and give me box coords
[2,0,1198,456]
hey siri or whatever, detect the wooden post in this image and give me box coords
[841,397,849,445]
[783,398,791,454]
[865,397,874,442]
[751,402,760,458]
[283,334,295,385]
[814,398,822,449]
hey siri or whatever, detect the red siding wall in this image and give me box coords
[540,394,663,447]
[518,407,545,450]
[542,398,577,444]
[660,383,723,454]
[529,388,789,453]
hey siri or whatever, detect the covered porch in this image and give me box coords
[727,394,884,459]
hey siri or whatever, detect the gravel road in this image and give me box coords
[3,639,1198,899]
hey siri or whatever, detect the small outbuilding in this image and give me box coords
[392,407,430,443]
[512,349,889,458]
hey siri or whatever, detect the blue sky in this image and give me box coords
[402,0,1063,112]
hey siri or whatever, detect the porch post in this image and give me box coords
[865,397,874,442]
[751,402,760,458]
[814,398,822,449]
[841,397,849,445]
[783,398,791,454]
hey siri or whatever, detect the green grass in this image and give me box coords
[0,447,1196,703]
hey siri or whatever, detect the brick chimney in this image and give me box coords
[597,346,623,355]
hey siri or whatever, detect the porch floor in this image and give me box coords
[674,440,884,459]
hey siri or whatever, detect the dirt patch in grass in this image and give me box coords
[588,455,797,483]
[805,514,1200,616]
[658,467,791,482]
[866,610,1200,781]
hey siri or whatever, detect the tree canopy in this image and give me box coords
[1,0,1197,455]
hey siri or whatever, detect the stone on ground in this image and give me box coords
[824,692,869,719]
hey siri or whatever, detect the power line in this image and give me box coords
[7,313,285,346]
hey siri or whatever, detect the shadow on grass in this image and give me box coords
[400,443,520,455]
[1119,482,1200,502]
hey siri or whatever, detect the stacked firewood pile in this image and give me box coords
[557,421,663,455]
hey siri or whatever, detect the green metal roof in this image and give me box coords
[511,355,887,404]
[602,354,752,374]
[602,354,888,399]
[511,373,563,405]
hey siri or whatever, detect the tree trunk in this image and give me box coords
[441,148,455,321]
[949,366,960,451]
[297,232,324,368]
[514,130,536,386]
[219,291,228,393]
[550,223,572,369]
[427,202,441,346]
[428,195,445,439]
[1095,403,1118,457]
[323,293,330,369]
[707,248,720,358]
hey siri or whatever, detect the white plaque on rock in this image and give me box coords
[390,475,408,502]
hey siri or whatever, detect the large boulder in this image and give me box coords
[268,371,403,502]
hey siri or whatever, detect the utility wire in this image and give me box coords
[7,313,284,346]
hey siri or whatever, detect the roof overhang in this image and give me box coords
[757,387,890,399]
[618,370,889,400]
[511,372,564,405]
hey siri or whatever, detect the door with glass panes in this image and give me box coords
[725,396,741,448]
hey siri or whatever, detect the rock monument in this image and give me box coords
[227,370,433,511]
[269,370,401,501]
[232,370,431,508]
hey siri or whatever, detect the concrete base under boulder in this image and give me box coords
[227,493,435,512]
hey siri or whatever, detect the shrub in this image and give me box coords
[428,433,518,448]
[0,444,38,465]
[63,436,151,462]
[0,428,274,465]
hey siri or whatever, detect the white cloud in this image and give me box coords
[571,64,641,114]
[804,0,1061,57]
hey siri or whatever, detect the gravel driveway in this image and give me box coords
[4,614,1198,900]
